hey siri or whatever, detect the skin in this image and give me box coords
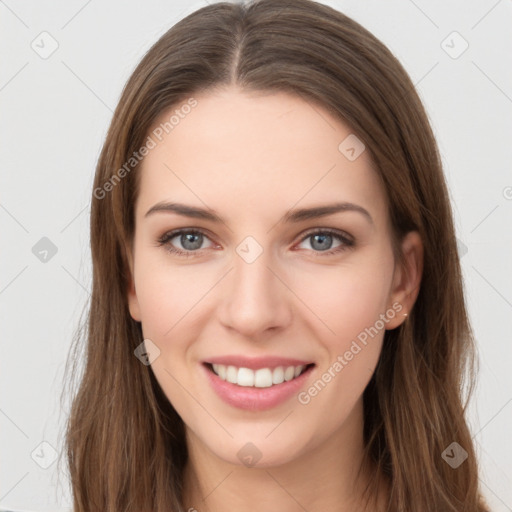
[126,86,423,512]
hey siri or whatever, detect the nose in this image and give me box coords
[217,246,293,339]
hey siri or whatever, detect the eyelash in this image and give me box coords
[156,228,354,258]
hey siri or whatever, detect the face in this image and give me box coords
[127,87,419,468]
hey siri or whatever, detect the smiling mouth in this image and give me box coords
[204,362,315,388]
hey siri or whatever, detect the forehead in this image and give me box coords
[136,88,388,228]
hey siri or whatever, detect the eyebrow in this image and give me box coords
[145,201,373,225]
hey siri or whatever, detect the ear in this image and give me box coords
[125,243,142,322]
[385,231,423,330]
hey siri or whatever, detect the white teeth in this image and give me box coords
[217,364,226,380]
[226,365,238,383]
[211,364,307,387]
[237,367,254,386]
[284,366,295,381]
[272,366,284,385]
[254,368,273,388]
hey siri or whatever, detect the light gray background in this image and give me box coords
[1,1,511,511]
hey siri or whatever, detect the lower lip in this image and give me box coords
[201,363,315,411]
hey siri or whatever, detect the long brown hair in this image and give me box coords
[61,0,490,510]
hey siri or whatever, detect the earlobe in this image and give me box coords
[127,278,141,322]
[125,245,142,322]
[386,231,424,330]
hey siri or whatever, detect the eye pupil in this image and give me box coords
[311,233,332,251]
[181,232,203,250]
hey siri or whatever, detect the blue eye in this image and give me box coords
[157,228,354,258]
[297,229,353,255]
[157,229,213,257]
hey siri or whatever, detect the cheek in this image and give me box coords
[292,253,393,403]
[133,254,209,340]
[294,266,390,417]
[135,282,179,339]
[292,254,394,344]
[133,260,202,405]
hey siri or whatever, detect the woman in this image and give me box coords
[62,0,491,510]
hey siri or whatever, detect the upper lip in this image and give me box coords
[204,355,314,370]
